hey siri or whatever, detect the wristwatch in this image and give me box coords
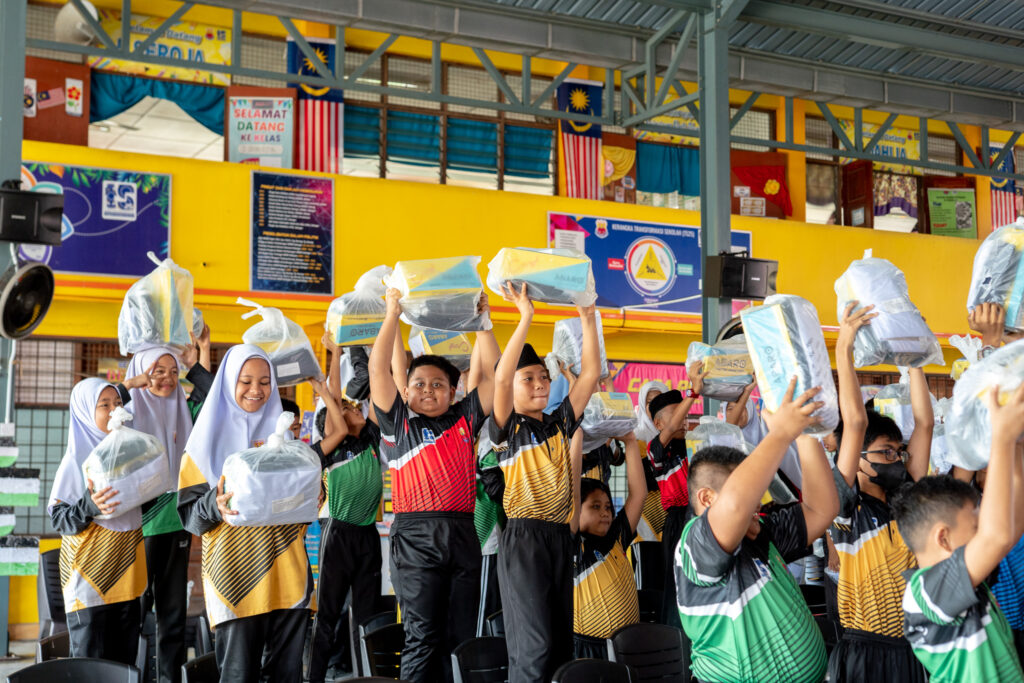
[685,388,699,399]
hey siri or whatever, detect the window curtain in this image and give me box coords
[873,173,918,217]
[343,105,381,157]
[448,118,497,173]
[386,110,440,165]
[505,125,553,178]
[636,142,699,195]
[90,71,224,135]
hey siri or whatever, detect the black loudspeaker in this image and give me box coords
[704,252,778,300]
[0,187,63,246]
[0,260,55,339]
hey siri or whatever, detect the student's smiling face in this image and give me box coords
[147,354,180,398]
[512,364,550,415]
[234,358,272,413]
[94,386,123,433]
[404,365,455,418]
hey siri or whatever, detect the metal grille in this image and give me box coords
[16,340,75,407]
[345,49,383,104]
[447,65,500,116]
[236,33,289,88]
[804,117,836,161]
[14,407,68,536]
[26,3,79,63]
[927,135,959,177]
[731,108,773,151]
[387,55,438,110]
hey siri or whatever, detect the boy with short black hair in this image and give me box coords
[892,383,1024,683]
[676,379,839,683]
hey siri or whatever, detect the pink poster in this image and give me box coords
[607,361,704,415]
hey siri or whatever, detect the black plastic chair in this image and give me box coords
[800,583,827,615]
[815,615,842,655]
[195,613,214,656]
[7,657,141,682]
[636,589,662,624]
[352,610,399,675]
[484,610,504,637]
[360,623,405,679]
[552,658,636,683]
[607,622,687,682]
[630,541,665,591]
[36,549,66,638]
[34,630,69,663]
[451,636,508,683]
[375,594,397,613]
[181,652,218,683]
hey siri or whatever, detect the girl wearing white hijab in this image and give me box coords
[176,344,314,683]
[48,378,146,664]
[635,380,669,444]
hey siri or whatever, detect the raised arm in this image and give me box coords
[969,302,1007,350]
[391,321,409,395]
[311,378,348,456]
[835,302,874,487]
[492,284,533,430]
[569,431,584,534]
[621,431,647,533]
[369,288,402,414]
[322,331,342,400]
[467,335,482,392]
[725,380,756,427]
[905,367,934,482]
[657,366,702,446]
[473,297,500,416]
[795,434,840,543]
[567,305,601,420]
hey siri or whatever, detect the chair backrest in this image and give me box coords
[7,657,141,683]
[552,658,636,683]
[630,542,665,591]
[636,589,662,624]
[181,652,218,683]
[37,550,65,637]
[358,610,398,640]
[607,622,687,682]
[34,631,69,663]
[195,614,213,656]
[375,594,397,614]
[800,584,827,615]
[361,623,405,679]
[484,610,504,638]
[451,636,508,683]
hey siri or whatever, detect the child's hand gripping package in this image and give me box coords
[486,247,597,306]
[118,252,194,355]
[834,250,942,368]
[82,407,171,519]
[551,312,609,378]
[947,339,1024,471]
[221,412,322,527]
[385,257,491,332]
[686,336,754,402]
[685,416,748,461]
[949,334,983,380]
[326,265,392,346]
[580,392,637,452]
[408,326,473,373]
[967,219,1024,332]
[238,298,324,387]
[740,295,839,436]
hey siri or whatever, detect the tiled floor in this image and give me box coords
[0,641,36,678]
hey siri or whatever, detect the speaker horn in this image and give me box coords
[0,260,55,340]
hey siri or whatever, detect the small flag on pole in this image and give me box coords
[287,38,345,174]
[989,145,1018,228]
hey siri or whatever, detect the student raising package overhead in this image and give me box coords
[968,218,1024,333]
[326,264,391,347]
[486,247,597,306]
[386,256,491,332]
[237,297,324,387]
[118,252,194,355]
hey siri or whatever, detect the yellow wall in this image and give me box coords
[8,538,60,627]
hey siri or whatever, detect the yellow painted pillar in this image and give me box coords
[778,97,807,223]
[962,124,992,238]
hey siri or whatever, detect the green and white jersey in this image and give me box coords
[676,504,826,683]
[475,448,502,555]
[313,423,384,526]
[903,546,1024,683]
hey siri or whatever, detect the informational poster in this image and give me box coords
[228,97,294,168]
[549,213,752,314]
[251,171,333,294]
[839,121,920,174]
[608,361,704,415]
[927,188,977,238]
[17,162,171,277]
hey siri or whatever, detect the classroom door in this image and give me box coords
[841,160,874,228]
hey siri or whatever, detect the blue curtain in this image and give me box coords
[90,71,224,135]
[636,142,699,195]
[448,118,497,173]
[343,105,381,157]
[505,125,553,178]
[386,110,439,164]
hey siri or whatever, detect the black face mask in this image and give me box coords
[868,461,911,494]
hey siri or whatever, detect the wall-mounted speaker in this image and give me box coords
[0,187,64,246]
[704,253,778,301]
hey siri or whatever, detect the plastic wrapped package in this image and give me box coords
[192,308,205,339]
[326,265,391,346]
[550,312,609,378]
[947,340,1024,471]
[82,407,170,519]
[486,247,597,306]
[685,416,748,461]
[238,298,324,387]
[580,392,637,452]
[408,326,473,373]
[874,374,914,443]
[740,295,839,436]
[118,252,194,355]
[222,412,322,526]
[686,336,754,402]
[930,397,953,475]
[967,219,1024,332]
[949,334,983,381]
[385,257,491,332]
[834,251,942,368]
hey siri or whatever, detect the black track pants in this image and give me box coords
[141,529,192,683]
[214,608,308,683]
[68,598,141,664]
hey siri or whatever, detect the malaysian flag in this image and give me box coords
[557,81,603,200]
[287,38,344,173]
[989,144,1018,228]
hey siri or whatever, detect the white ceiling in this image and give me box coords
[88,96,224,161]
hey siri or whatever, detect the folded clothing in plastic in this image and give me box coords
[740,295,839,436]
[486,247,597,306]
[835,252,942,368]
[581,392,637,452]
[874,381,914,443]
[192,308,205,339]
[685,417,747,461]
[118,252,194,355]
[409,326,473,373]
[222,412,322,526]
[947,340,1024,471]
[82,407,171,519]
[386,256,490,332]
[239,298,324,387]
[551,312,609,378]
[930,397,953,475]
[686,336,754,402]
[326,265,391,346]
[967,219,1024,332]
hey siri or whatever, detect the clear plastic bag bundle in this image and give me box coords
[326,265,391,346]
[486,247,597,306]
[222,412,322,527]
[740,295,839,436]
[408,326,473,373]
[930,397,953,475]
[580,392,637,452]
[685,416,748,461]
[118,252,194,355]
[238,298,324,387]
[551,312,609,378]
[874,370,914,442]
[967,219,1024,332]
[82,407,170,519]
[686,336,754,402]
[192,308,205,339]
[947,340,1024,471]
[949,334,982,381]
[385,257,491,332]
[834,250,942,368]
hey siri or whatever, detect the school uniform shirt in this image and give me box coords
[488,396,583,523]
[677,504,825,683]
[991,535,1024,632]
[475,447,503,554]
[312,423,383,526]
[647,437,689,511]
[903,546,1024,683]
[574,509,640,639]
[830,468,916,637]
[374,390,486,514]
[582,442,624,485]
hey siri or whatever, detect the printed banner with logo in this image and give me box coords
[633,108,700,146]
[839,121,920,174]
[228,97,295,167]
